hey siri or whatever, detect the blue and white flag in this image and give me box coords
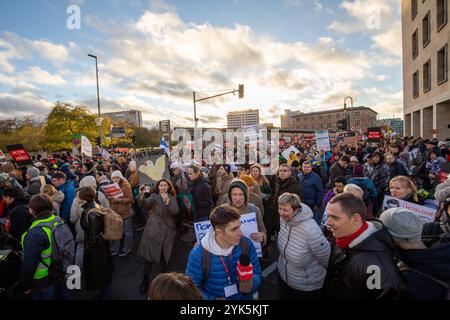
[159,137,169,154]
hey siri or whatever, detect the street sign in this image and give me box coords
[95,117,104,126]
[111,127,126,138]
[72,133,81,139]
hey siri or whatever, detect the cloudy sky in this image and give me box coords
[0,0,403,128]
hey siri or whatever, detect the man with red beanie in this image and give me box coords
[321,193,406,300]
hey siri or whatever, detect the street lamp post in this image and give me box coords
[192,84,244,128]
[88,54,102,147]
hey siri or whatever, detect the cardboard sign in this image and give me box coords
[382,195,437,223]
[194,212,262,257]
[101,183,125,199]
[315,130,331,152]
[134,149,170,188]
[5,144,32,165]
[367,127,382,143]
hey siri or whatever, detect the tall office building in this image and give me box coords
[227,109,259,128]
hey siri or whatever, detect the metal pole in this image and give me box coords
[94,57,102,148]
[193,91,197,129]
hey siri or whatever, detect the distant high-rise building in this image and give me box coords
[102,110,143,127]
[401,0,449,139]
[227,109,259,128]
[377,118,404,134]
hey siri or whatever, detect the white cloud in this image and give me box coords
[23,67,67,86]
[371,21,402,57]
[376,74,388,82]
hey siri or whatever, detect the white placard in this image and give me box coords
[281,145,300,161]
[315,130,331,152]
[381,195,437,223]
[81,135,92,157]
[194,212,262,257]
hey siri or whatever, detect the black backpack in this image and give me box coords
[201,237,249,286]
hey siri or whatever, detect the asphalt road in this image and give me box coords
[70,227,280,300]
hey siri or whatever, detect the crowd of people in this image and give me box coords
[0,133,449,300]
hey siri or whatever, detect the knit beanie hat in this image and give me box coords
[26,166,40,179]
[352,164,364,178]
[435,176,450,203]
[111,170,125,180]
[239,174,255,187]
[227,178,248,205]
[79,176,97,189]
[379,208,424,242]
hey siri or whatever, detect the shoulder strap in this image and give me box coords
[402,266,449,290]
[201,245,212,287]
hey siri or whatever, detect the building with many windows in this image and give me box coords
[402,0,449,139]
[281,106,378,132]
[227,109,259,128]
[376,118,405,134]
[102,110,143,127]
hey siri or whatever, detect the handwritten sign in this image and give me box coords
[194,212,262,257]
[315,130,331,152]
[101,183,125,199]
[382,195,437,223]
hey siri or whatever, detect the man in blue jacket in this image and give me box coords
[185,205,261,300]
[298,161,324,224]
[51,172,76,229]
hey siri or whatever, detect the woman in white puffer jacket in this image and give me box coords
[277,192,331,300]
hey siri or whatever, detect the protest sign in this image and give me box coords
[367,127,382,143]
[81,136,92,157]
[5,144,32,165]
[194,212,262,257]
[382,195,437,223]
[281,146,301,161]
[134,149,170,188]
[101,183,125,199]
[178,192,197,224]
[315,130,331,152]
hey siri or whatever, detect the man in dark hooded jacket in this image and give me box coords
[322,193,406,300]
[3,187,31,241]
[381,208,450,300]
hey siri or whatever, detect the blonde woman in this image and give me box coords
[389,176,419,204]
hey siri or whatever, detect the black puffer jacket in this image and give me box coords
[189,176,213,221]
[322,221,406,300]
[8,191,31,241]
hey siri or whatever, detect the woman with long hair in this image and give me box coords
[137,179,180,294]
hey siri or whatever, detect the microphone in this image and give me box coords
[237,254,253,294]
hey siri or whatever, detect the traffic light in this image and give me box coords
[238,84,244,99]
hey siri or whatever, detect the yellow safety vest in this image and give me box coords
[21,215,56,280]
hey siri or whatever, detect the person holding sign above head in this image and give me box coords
[277,192,330,300]
[218,179,266,246]
[185,205,261,300]
[137,179,179,294]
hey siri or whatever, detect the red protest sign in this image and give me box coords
[101,183,125,199]
[5,144,32,165]
[367,127,382,143]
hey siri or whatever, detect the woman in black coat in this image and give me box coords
[79,186,113,300]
